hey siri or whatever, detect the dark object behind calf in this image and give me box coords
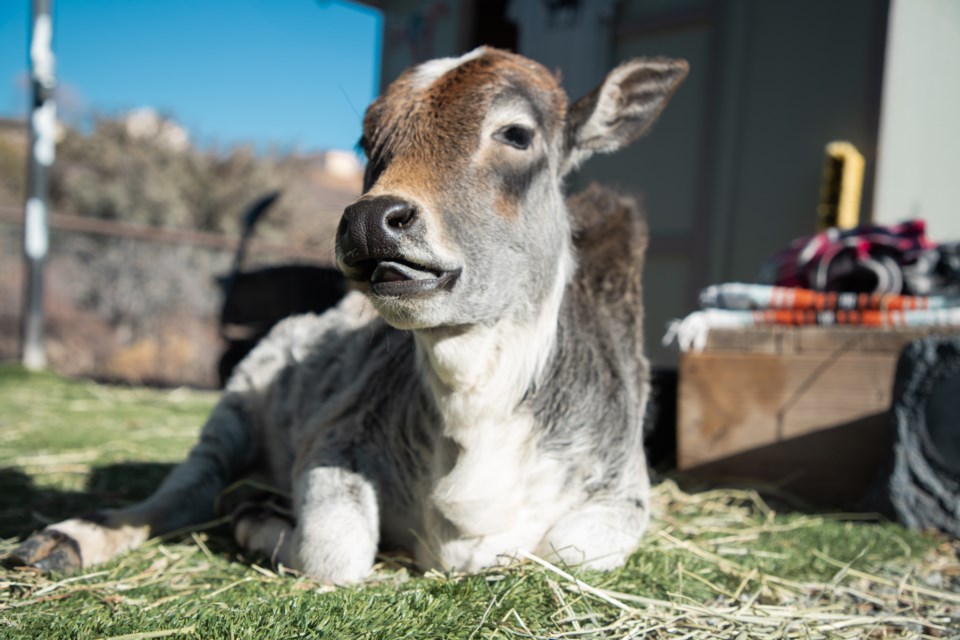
[217,265,347,385]
[645,367,677,470]
[880,336,960,537]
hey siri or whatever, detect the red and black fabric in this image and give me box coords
[759,220,937,295]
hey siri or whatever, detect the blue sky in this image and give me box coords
[0,0,382,153]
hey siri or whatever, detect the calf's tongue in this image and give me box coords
[371,261,436,283]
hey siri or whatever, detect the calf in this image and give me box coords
[11,47,687,583]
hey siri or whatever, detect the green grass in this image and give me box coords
[1,363,958,639]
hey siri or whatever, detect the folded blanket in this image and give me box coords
[665,283,960,352]
[700,282,960,312]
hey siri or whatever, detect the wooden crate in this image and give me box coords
[677,326,960,505]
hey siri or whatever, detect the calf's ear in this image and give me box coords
[562,58,689,176]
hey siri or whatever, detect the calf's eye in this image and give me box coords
[494,125,534,150]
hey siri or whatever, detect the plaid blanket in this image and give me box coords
[700,282,960,312]
[759,219,935,294]
[666,283,960,351]
[666,217,960,351]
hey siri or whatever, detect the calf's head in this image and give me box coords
[336,47,687,330]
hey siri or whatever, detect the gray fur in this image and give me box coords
[9,48,687,582]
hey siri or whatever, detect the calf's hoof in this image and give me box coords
[6,529,82,574]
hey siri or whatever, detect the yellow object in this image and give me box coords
[817,141,865,230]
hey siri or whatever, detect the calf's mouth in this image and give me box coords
[336,195,461,298]
[346,257,461,297]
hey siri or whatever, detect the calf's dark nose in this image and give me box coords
[338,196,420,260]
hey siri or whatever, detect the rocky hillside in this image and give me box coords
[0,113,362,387]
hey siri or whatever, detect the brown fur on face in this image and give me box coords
[361,48,568,203]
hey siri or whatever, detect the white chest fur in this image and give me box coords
[422,388,578,571]
[412,251,579,569]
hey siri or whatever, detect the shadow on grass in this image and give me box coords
[0,463,175,539]
[1,464,261,565]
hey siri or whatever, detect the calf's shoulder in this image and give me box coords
[569,182,648,347]
[530,184,650,489]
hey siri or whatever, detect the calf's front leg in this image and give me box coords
[538,495,650,571]
[8,399,254,573]
[286,465,380,583]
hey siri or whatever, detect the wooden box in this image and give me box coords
[677,326,960,506]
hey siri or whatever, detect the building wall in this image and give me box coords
[377,0,470,85]
[572,0,888,364]
[873,0,960,241]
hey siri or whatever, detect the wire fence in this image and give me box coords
[0,204,331,262]
[0,203,337,388]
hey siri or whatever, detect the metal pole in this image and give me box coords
[21,0,56,371]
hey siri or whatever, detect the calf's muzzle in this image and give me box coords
[337,195,458,297]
